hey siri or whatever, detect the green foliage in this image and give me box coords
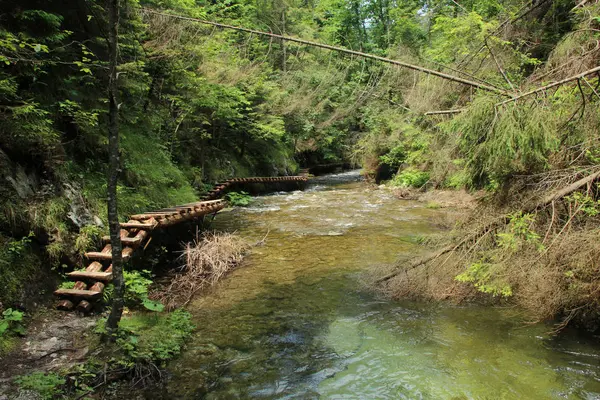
[391,168,430,188]
[15,372,65,400]
[226,191,253,207]
[379,145,406,168]
[103,270,164,312]
[0,233,42,306]
[456,260,513,297]
[96,310,194,364]
[496,212,544,252]
[447,96,560,186]
[59,281,75,289]
[74,225,102,255]
[444,170,469,189]
[426,12,494,64]
[566,191,600,217]
[0,308,25,337]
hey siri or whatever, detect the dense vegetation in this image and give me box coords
[1,0,599,336]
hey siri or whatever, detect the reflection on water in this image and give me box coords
[155,171,600,400]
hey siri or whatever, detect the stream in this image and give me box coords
[154,171,600,399]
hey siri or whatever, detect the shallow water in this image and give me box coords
[156,171,600,399]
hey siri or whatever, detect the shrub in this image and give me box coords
[391,168,430,188]
[0,308,25,336]
[226,191,253,206]
[103,270,164,312]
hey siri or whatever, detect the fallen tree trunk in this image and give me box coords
[141,8,509,96]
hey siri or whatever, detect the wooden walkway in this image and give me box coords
[54,176,308,312]
[203,176,308,200]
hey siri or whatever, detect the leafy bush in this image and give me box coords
[226,191,253,207]
[103,270,164,312]
[455,261,513,297]
[390,168,430,188]
[0,308,25,336]
[379,145,406,168]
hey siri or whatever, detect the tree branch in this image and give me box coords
[496,65,600,107]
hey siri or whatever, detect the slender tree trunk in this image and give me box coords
[105,0,124,338]
[281,9,286,73]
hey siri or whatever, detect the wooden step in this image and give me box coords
[67,271,113,281]
[120,221,156,229]
[76,300,92,313]
[54,289,102,300]
[102,236,143,245]
[85,251,131,261]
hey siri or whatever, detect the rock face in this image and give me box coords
[22,314,96,365]
[63,182,103,229]
[0,148,39,201]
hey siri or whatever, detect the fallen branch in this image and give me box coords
[141,8,509,95]
[377,169,600,283]
[539,169,600,205]
[496,65,600,106]
[424,109,466,115]
[485,38,515,90]
[376,245,454,283]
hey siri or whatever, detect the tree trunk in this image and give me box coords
[105,0,124,338]
[281,9,286,73]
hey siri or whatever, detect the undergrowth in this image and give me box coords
[12,310,195,399]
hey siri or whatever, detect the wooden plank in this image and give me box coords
[89,282,105,292]
[131,212,175,220]
[67,271,113,281]
[54,289,102,300]
[86,261,104,272]
[120,221,156,229]
[102,236,143,246]
[76,300,92,313]
[56,300,74,311]
[85,249,132,261]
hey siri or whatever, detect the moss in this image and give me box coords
[0,335,18,357]
[15,372,65,400]
[0,234,43,306]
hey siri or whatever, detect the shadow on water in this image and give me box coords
[147,171,600,400]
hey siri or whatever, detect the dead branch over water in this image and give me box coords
[151,232,250,310]
[378,168,600,284]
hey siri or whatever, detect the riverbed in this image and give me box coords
[154,171,600,399]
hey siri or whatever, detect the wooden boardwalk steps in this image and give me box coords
[203,176,308,200]
[55,200,226,312]
[54,175,308,313]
